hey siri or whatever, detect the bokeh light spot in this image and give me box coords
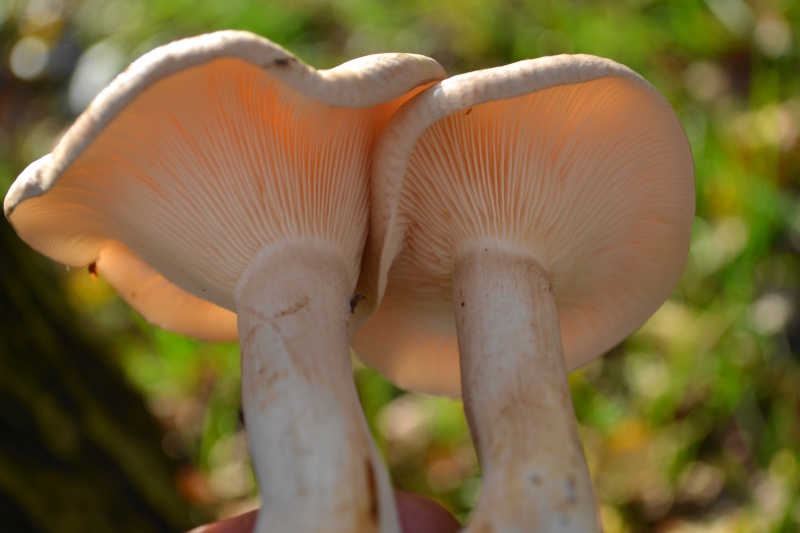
[68,39,126,113]
[10,36,50,80]
[751,292,793,335]
[23,0,64,27]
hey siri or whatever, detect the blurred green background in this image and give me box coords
[1,0,798,531]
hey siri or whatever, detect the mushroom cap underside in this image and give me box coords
[5,31,445,340]
[353,55,695,397]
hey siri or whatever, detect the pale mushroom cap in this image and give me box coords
[5,31,445,341]
[353,55,695,397]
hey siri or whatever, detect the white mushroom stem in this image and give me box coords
[236,240,399,533]
[453,241,601,533]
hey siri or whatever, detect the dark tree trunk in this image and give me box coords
[0,219,193,533]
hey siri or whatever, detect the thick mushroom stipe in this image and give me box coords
[236,240,395,532]
[454,241,599,532]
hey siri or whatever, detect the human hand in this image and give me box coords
[187,491,460,533]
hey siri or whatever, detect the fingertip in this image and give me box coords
[396,491,461,533]
[185,509,258,533]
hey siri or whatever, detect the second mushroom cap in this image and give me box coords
[354,54,695,396]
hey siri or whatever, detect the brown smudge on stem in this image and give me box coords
[274,295,310,318]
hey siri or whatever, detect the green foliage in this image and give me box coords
[2,0,799,530]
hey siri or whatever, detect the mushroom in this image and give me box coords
[353,55,695,531]
[5,31,445,532]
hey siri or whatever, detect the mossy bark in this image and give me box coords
[0,220,193,533]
